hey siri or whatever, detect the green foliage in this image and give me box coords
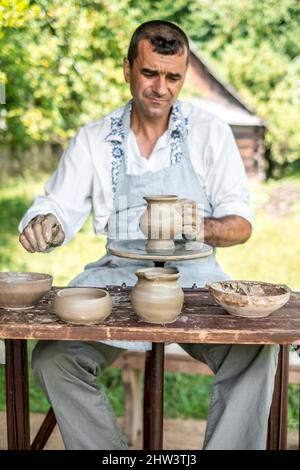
[267,57,300,166]
[217,178,300,291]
[186,0,300,59]
[164,372,212,419]
[0,0,135,146]
[1,1,300,171]
[129,0,193,25]
[183,0,300,171]
[288,384,300,429]
[0,0,39,28]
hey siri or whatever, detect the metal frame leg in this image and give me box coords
[5,339,30,450]
[143,343,165,450]
[267,344,289,450]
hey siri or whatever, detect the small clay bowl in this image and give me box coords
[53,287,112,325]
[208,280,291,318]
[0,272,53,310]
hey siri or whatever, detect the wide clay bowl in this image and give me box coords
[0,272,53,310]
[53,287,112,325]
[207,280,291,318]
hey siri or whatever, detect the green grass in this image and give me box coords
[0,175,299,428]
[0,177,106,286]
[217,179,300,291]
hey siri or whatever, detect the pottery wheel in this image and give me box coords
[108,239,213,262]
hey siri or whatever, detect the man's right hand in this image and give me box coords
[19,213,65,253]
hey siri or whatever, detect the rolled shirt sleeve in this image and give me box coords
[205,123,253,225]
[19,129,94,244]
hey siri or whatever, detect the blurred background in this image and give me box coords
[0,0,300,437]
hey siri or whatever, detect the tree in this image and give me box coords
[183,0,300,172]
[1,0,300,174]
[0,0,136,146]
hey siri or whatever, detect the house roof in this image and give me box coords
[187,97,264,127]
[187,43,266,128]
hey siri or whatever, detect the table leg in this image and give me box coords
[267,344,289,450]
[143,342,165,450]
[143,260,166,449]
[5,339,30,450]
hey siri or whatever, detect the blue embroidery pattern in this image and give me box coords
[109,116,126,197]
[110,116,125,141]
[111,146,124,197]
[109,102,188,198]
[170,104,188,164]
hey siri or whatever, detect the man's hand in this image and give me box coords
[178,198,203,241]
[177,200,252,247]
[19,213,65,253]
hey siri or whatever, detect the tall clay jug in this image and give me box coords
[131,267,184,324]
[139,195,182,252]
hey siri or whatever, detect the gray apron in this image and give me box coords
[71,101,228,350]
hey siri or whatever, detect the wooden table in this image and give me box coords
[1,286,300,450]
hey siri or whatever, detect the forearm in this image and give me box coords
[204,215,252,247]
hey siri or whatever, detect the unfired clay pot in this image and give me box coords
[54,287,112,324]
[139,195,182,252]
[131,267,184,323]
[208,280,291,318]
[0,272,53,310]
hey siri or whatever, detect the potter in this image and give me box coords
[19,20,277,450]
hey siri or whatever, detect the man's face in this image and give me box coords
[124,39,188,120]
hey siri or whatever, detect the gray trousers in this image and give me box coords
[32,340,279,450]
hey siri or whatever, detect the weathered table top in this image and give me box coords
[0,287,300,344]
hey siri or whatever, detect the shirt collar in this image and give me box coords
[104,100,188,143]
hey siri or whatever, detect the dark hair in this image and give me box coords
[127,20,189,66]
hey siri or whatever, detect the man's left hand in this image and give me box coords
[177,198,203,241]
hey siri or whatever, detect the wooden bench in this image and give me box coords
[113,346,300,447]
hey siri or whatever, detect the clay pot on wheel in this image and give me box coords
[131,267,184,324]
[139,195,182,252]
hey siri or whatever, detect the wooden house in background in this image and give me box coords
[185,44,266,178]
